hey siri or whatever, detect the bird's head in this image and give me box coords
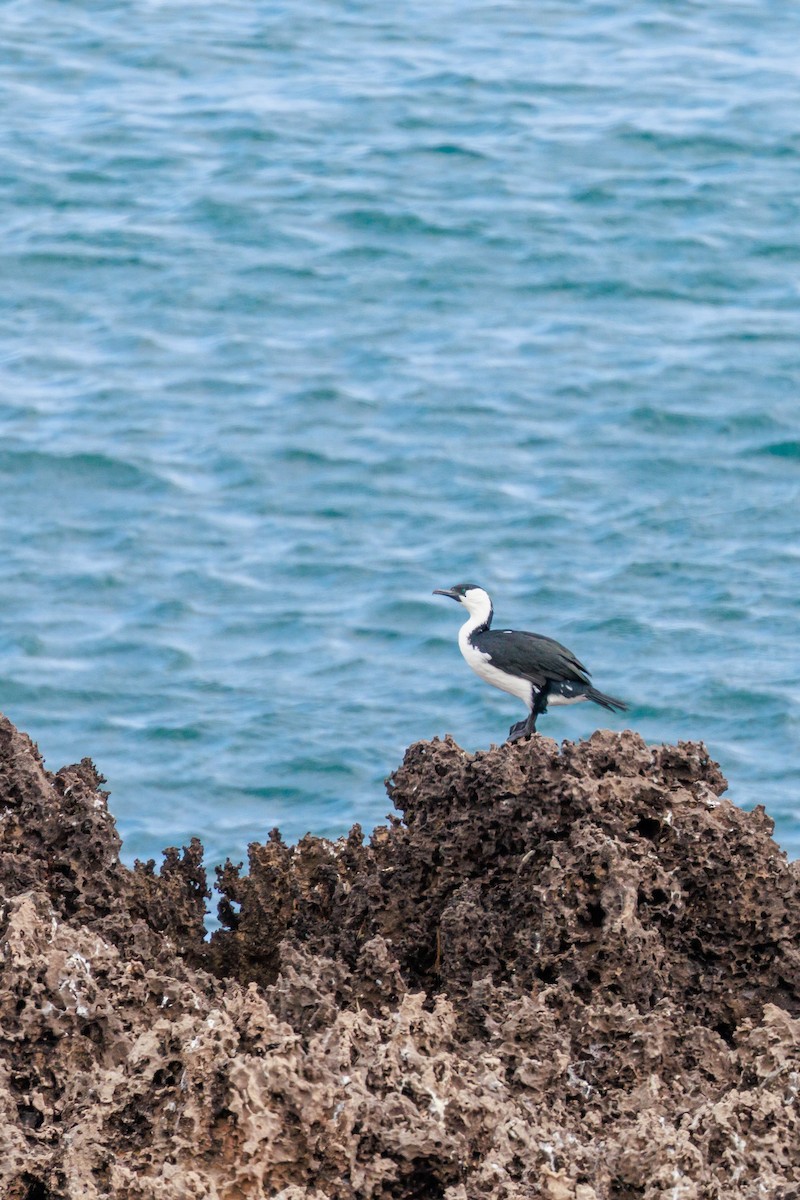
[433,583,493,622]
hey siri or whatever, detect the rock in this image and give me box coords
[1,713,799,1198]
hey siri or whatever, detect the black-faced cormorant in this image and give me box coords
[433,583,628,742]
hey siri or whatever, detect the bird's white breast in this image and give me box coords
[457,625,534,707]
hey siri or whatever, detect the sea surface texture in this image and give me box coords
[1,1,798,871]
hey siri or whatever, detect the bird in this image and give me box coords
[433,583,628,742]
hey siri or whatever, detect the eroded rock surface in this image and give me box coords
[1,712,799,1199]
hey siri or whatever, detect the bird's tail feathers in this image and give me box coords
[586,686,628,713]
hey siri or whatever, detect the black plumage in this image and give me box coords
[473,628,591,692]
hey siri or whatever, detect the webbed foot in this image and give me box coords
[507,717,536,743]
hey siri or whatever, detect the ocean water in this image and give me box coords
[1,1,798,876]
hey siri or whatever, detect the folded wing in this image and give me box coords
[476,629,592,689]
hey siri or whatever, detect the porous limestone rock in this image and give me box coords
[1,713,799,1199]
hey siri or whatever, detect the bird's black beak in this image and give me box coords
[433,587,460,601]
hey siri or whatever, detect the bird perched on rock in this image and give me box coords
[433,583,628,742]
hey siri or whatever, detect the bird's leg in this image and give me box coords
[507,688,548,743]
[506,713,536,743]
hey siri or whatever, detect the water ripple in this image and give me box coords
[0,0,799,874]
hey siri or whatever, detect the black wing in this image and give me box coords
[474,629,591,687]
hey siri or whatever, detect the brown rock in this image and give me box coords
[1,713,798,1198]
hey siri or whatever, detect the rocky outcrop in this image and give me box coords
[1,712,799,1199]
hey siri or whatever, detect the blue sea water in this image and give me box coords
[0,1,798,877]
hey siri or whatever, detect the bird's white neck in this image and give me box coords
[459,588,493,637]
